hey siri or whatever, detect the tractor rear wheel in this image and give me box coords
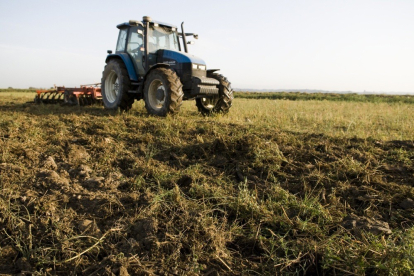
[196,73,233,115]
[101,59,134,111]
[143,68,183,116]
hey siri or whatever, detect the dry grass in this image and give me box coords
[213,99,413,141]
[0,91,413,275]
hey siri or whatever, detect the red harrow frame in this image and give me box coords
[35,84,102,106]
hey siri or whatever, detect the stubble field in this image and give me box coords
[0,91,413,275]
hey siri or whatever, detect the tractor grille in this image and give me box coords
[198,76,220,86]
[191,76,220,96]
[198,85,219,95]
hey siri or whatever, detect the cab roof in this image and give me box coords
[117,20,177,29]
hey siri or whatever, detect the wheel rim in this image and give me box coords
[148,79,166,110]
[200,97,218,110]
[105,70,119,103]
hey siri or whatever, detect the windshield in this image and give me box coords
[148,25,180,53]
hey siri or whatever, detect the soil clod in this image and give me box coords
[400,198,414,210]
[342,215,392,236]
[43,156,58,170]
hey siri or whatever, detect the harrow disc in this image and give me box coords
[63,90,79,106]
[77,94,102,106]
[35,90,65,104]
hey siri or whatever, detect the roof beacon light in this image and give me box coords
[143,16,152,22]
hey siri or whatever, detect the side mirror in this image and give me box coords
[107,50,113,54]
[193,34,199,39]
[187,41,195,45]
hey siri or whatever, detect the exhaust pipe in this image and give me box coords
[181,22,188,53]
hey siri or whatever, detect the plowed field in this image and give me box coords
[1,92,413,275]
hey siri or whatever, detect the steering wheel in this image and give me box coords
[128,42,142,54]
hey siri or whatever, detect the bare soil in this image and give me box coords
[0,98,413,275]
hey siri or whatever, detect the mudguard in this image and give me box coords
[105,53,139,82]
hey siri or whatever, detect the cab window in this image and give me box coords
[116,29,127,52]
[127,27,145,75]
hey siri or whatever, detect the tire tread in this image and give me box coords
[144,67,183,116]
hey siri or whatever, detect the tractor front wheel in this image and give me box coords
[196,73,233,115]
[196,96,219,115]
[144,68,184,116]
[101,59,134,111]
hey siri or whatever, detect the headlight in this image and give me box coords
[192,64,198,69]
[198,65,206,70]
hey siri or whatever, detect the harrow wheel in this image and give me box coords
[34,95,41,104]
[64,90,79,105]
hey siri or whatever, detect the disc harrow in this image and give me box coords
[35,84,102,106]
[35,89,65,104]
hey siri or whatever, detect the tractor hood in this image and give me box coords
[161,50,206,65]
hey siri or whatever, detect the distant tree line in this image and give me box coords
[0,88,38,93]
[235,91,414,104]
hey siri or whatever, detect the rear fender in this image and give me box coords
[105,54,139,82]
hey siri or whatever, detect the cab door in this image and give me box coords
[126,26,145,77]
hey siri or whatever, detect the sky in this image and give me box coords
[0,0,413,93]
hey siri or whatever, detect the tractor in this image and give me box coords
[101,16,233,116]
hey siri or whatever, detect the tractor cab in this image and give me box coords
[115,19,182,76]
[101,16,233,116]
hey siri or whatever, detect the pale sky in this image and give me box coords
[0,0,413,93]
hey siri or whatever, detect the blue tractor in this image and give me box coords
[101,16,233,116]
